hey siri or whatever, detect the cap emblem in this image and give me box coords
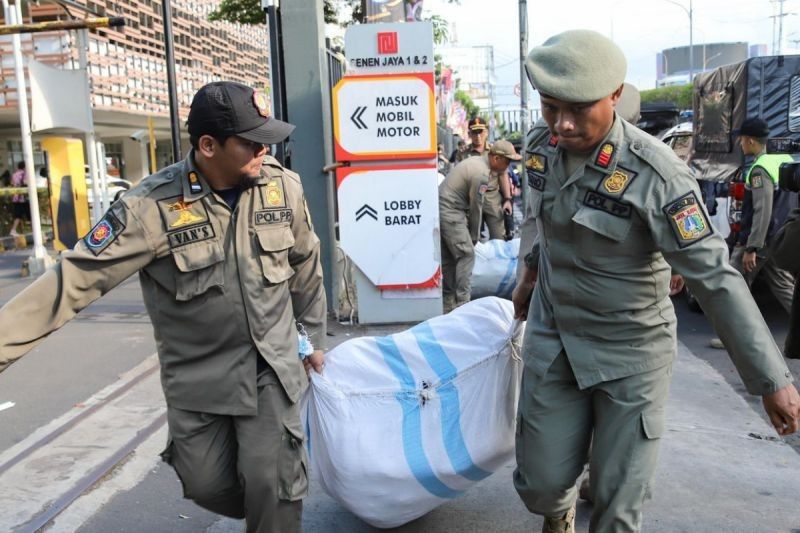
[253,90,270,118]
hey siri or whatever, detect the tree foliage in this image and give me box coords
[640,84,694,110]
[455,90,481,120]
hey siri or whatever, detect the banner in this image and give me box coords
[29,59,91,133]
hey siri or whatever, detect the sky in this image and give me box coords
[424,0,800,109]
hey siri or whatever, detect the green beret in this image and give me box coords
[525,29,627,103]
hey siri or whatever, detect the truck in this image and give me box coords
[683,55,800,310]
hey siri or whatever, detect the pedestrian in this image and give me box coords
[437,143,451,175]
[9,161,30,236]
[449,139,467,163]
[439,139,521,312]
[455,117,490,163]
[0,81,327,533]
[710,117,796,348]
[513,30,799,533]
[771,206,800,359]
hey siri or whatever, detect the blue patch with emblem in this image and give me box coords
[84,211,126,256]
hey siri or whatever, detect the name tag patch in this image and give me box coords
[527,169,545,191]
[167,223,215,248]
[255,209,293,226]
[584,190,632,218]
[84,211,126,256]
[664,191,712,247]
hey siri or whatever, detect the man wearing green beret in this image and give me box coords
[512,29,799,532]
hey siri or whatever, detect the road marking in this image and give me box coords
[0,401,14,412]
[0,353,165,532]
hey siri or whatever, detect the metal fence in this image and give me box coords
[496,108,541,135]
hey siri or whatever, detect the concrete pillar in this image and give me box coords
[281,0,335,309]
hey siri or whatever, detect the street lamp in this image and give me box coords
[661,0,693,84]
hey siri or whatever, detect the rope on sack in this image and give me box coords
[507,318,524,362]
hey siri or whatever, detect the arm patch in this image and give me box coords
[663,191,713,248]
[84,211,126,256]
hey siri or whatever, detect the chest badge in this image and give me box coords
[167,200,205,228]
[266,180,284,207]
[527,154,547,174]
[603,170,629,193]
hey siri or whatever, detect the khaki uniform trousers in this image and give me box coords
[514,352,671,533]
[161,367,308,533]
[730,244,795,314]
[440,212,475,312]
[482,188,506,240]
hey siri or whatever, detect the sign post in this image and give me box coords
[337,22,441,324]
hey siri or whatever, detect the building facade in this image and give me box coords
[0,0,270,182]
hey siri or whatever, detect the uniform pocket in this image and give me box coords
[172,241,225,301]
[640,408,665,440]
[256,227,295,284]
[572,205,633,243]
[277,421,309,501]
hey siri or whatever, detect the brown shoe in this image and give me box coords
[542,505,575,533]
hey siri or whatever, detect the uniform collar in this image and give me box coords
[182,150,212,202]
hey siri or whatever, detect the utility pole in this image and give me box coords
[263,0,287,165]
[518,0,529,208]
[161,0,181,162]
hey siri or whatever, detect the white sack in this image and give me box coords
[471,238,520,299]
[304,297,523,528]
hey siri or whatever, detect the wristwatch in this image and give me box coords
[745,246,758,254]
[503,197,512,203]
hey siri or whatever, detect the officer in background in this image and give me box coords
[711,118,795,348]
[455,116,490,163]
[772,207,800,359]
[512,30,799,532]
[0,81,326,532]
[440,139,521,312]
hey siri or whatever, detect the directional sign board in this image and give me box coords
[345,21,434,75]
[333,72,436,161]
[337,164,439,287]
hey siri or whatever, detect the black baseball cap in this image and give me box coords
[738,118,769,138]
[187,81,295,144]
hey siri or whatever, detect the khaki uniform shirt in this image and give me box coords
[522,117,792,395]
[454,143,486,164]
[744,165,773,250]
[0,153,327,415]
[439,155,503,243]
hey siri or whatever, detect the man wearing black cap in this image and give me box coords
[0,81,327,532]
[455,116,490,163]
[727,119,795,312]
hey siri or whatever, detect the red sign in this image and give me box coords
[377,31,398,54]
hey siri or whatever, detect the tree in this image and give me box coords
[208,0,347,25]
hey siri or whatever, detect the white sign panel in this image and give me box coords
[345,21,434,75]
[333,73,436,161]
[337,165,439,287]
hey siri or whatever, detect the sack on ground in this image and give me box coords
[471,239,520,299]
[303,297,523,528]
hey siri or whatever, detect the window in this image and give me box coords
[790,76,800,133]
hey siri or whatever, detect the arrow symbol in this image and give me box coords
[350,106,368,130]
[355,204,378,221]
